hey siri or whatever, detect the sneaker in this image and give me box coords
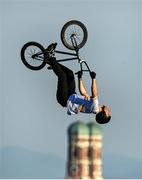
[45,57,56,65]
[44,58,50,64]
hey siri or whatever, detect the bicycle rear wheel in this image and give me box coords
[21,42,46,70]
[61,20,88,50]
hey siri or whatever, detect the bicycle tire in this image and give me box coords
[61,20,88,50]
[21,41,46,70]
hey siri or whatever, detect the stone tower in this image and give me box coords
[88,122,103,179]
[66,121,103,179]
[66,121,90,179]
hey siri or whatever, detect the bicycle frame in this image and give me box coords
[34,36,91,73]
[55,49,91,73]
[54,34,91,73]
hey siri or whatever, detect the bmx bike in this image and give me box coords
[20,20,91,74]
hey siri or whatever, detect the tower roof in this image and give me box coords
[68,121,89,135]
[87,122,103,135]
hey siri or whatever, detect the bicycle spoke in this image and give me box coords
[73,25,76,34]
[24,45,44,67]
[76,36,80,41]
[61,20,88,50]
[65,24,84,46]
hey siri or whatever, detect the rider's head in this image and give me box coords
[96,105,111,124]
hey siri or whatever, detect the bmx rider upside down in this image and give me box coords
[46,57,111,124]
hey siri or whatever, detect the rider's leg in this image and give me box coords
[57,63,76,97]
[48,57,68,107]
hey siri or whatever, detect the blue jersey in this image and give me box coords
[67,94,99,115]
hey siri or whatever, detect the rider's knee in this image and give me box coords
[57,96,67,107]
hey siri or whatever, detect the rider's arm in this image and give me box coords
[90,71,98,98]
[91,78,100,113]
[78,78,89,98]
[91,78,98,98]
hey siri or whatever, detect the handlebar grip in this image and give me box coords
[75,71,83,75]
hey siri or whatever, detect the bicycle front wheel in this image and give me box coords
[21,42,46,70]
[61,20,88,50]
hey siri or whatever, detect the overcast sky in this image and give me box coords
[0,0,142,178]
